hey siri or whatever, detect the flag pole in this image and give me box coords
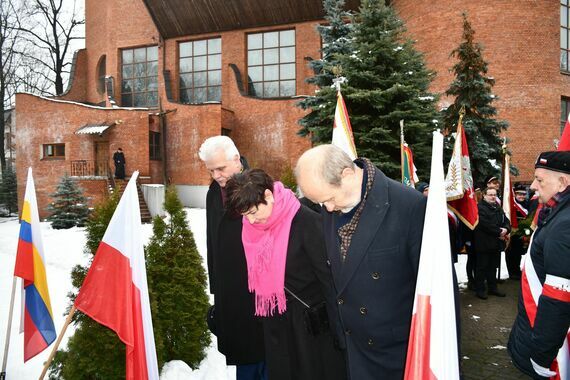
[400,119,405,183]
[38,305,76,380]
[0,277,18,380]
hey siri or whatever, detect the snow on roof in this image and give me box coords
[75,123,115,135]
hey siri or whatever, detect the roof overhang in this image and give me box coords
[142,0,361,39]
[75,123,115,136]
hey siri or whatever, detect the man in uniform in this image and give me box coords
[508,151,570,379]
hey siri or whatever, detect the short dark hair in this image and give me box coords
[225,169,274,214]
[482,187,497,195]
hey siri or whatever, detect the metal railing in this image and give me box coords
[70,160,109,177]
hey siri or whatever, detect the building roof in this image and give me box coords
[142,0,360,38]
[75,123,115,135]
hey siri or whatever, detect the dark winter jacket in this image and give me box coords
[262,205,346,380]
[508,194,570,378]
[472,200,511,255]
[205,157,265,365]
[321,166,426,380]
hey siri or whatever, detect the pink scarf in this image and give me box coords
[241,181,300,316]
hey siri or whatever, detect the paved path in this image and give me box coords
[460,278,533,379]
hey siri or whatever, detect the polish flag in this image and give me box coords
[404,131,460,380]
[74,172,159,380]
[332,90,357,160]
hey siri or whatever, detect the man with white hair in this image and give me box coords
[508,151,570,379]
[295,144,426,380]
[198,136,266,380]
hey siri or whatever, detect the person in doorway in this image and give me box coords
[113,147,126,179]
[198,136,266,380]
[225,169,346,380]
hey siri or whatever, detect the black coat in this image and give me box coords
[508,195,570,378]
[262,205,346,380]
[472,200,511,255]
[206,180,265,365]
[321,168,426,380]
[113,151,126,179]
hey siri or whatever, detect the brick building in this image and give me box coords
[15,0,566,217]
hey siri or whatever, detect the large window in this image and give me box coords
[562,1,570,71]
[179,38,221,103]
[247,30,296,98]
[562,97,570,133]
[42,143,65,159]
[149,131,161,160]
[121,46,158,107]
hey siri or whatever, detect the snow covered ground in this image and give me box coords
[0,209,235,380]
[0,208,509,379]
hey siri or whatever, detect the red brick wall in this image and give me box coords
[393,0,561,181]
[15,93,154,218]
[58,49,88,102]
[76,179,109,210]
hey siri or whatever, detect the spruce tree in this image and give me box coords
[0,166,17,216]
[297,0,353,142]
[443,13,509,185]
[49,192,125,380]
[146,186,211,369]
[47,174,90,229]
[299,0,440,179]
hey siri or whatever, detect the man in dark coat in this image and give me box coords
[296,144,426,380]
[508,151,570,379]
[113,147,126,179]
[472,187,511,299]
[198,136,266,380]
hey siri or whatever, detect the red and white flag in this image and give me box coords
[74,172,159,380]
[332,90,357,160]
[445,118,478,230]
[404,131,460,380]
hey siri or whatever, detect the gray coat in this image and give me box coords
[321,168,426,380]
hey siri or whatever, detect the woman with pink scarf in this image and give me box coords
[225,169,346,380]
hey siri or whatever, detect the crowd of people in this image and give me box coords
[198,135,570,380]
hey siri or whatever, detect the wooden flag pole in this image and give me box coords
[38,305,77,380]
[0,277,18,380]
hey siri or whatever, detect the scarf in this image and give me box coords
[338,158,375,262]
[241,181,300,316]
[537,186,570,228]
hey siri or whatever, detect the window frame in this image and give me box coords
[178,37,222,104]
[246,29,296,98]
[42,143,65,160]
[120,45,159,108]
[561,97,570,134]
[149,131,161,160]
[562,1,570,72]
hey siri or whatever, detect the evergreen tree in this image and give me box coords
[146,186,211,369]
[49,192,125,380]
[299,0,439,179]
[0,166,17,216]
[443,13,509,185]
[297,0,353,143]
[47,174,90,229]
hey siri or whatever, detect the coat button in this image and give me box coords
[327,259,331,267]
[360,307,367,315]
[371,272,380,280]
[338,298,344,305]
[344,329,351,335]
[368,338,374,346]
